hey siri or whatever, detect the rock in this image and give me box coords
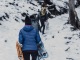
[52,36,54,38]
[70,27,77,31]
[22,19,25,22]
[4,40,7,42]
[5,5,8,7]
[2,16,6,19]
[0,17,3,21]
[65,47,70,51]
[64,37,72,40]
[0,23,2,25]
[15,19,19,22]
[21,13,27,17]
[58,31,59,33]
[16,4,18,6]
[68,37,72,40]
[9,2,15,5]
[65,41,71,45]
[5,13,9,18]
[66,58,74,60]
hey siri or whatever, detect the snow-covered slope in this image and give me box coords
[42,13,80,60]
[0,0,80,60]
[0,1,41,60]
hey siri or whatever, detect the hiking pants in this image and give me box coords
[22,50,38,60]
[40,21,45,34]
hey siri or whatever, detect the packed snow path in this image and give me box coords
[42,14,68,60]
[41,14,80,60]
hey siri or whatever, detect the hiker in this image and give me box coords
[18,15,42,60]
[38,4,48,34]
[30,14,41,32]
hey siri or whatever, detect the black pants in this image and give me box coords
[40,21,45,34]
[38,24,41,32]
[22,50,38,60]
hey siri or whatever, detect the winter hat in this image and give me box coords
[25,15,31,25]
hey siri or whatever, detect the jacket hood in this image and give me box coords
[23,25,34,32]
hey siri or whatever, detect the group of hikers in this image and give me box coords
[30,4,49,34]
[17,2,49,60]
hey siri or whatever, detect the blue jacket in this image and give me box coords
[19,25,41,51]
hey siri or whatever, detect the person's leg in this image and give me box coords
[40,19,46,34]
[31,51,38,60]
[38,24,41,32]
[22,51,30,60]
[42,22,45,34]
[40,22,43,32]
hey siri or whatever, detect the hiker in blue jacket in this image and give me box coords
[18,15,41,60]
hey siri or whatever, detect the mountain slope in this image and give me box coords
[0,0,80,60]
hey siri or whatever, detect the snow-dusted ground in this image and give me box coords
[0,0,80,60]
[42,14,80,60]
